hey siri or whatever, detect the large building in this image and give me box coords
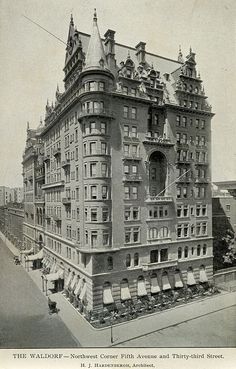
[0,203,24,249]
[22,11,214,314]
[0,186,23,206]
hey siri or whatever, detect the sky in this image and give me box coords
[0,0,235,187]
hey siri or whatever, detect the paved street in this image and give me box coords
[0,239,80,348]
[116,305,236,347]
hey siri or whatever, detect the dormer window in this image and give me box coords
[150,79,155,88]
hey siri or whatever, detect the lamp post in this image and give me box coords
[110,316,114,345]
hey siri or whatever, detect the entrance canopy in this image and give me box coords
[21,247,34,255]
[65,271,73,288]
[79,283,86,302]
[70,275,78,290]
[26,249,44,262]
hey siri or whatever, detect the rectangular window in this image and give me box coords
[177,225,182,238]
[90,163,97,177]
[123,86,128,95]
[102,208,109,222]
[182,117,187,127]
[176,115,180,126]
[131,126,137,138]
[124,208,131,221]
[90,122,96,134]
[160,249,168,262]
[124,165,129,174]
[90,142,96,155]
[132,165,137,174]
[131,88,136,96]
[183,187,187,198]
[101,122,106,134]
[201,120,206,129]
[103,231,109,246]
[123,106,129,118]
[124,125,129,137]
[101,142,107,154]
[131,107,137,119]
[124,186,130,200]
[125,228,131,243]
[101,163,108,177]
[132,186,138,199]
[177,205,182,217]
[132,145,138,156]
[133,207,139,220]
[91,231,98,247]
[196,119,199,129]
[133,228,140,243]
[98,82,105,91]
[91,208,97,222]
[124,144,129,156]
[91,186,97,199]
[102,186,108,199]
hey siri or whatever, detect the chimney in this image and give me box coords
[104,29,116,71]
[135,41,146,65]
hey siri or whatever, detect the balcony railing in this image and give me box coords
[62,197,71,205]
[123,174,142,182]
[145,195,173,203]
[142,259,178,272]
[42,180,65,189]
[52,214,62,222]
[123,154,141,161]
[61,159,71,168]
[143,135,174,146]
[78,108,114,119]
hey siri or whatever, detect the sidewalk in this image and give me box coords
[2,233,236,347]
[0,231,20,257]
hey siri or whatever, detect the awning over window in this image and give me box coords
[44,259,51,268]
[120,282,131,301]
[137,279,147,296]
[187,270,196,286]
[103,285,114,305]
[26,249,44,262]
[21,247,34,255]
[42,257,47,264]
[45,269,64,281]
[174,273,183,288]
[162,274,171,290]
[199,269,208,283]
[50,262,57,273]
[70,275,78,290]
[74,278,83,296]
[65,271,73,288]
[150,277,161,294]
[79,283,86,302]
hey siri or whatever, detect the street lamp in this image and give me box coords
[110,316,114,345]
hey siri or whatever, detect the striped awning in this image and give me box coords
[174,273,183,288]
[65,271,73,288]
[103,285,114,305]
[120,282,131,301]
[26,249,44,261]
[150,277,161,293]
[70,275,78,290]
[74,278,83,296]
[187,270,196,286]
[45,268,64,281]
[162,274,171,290]
[50,261,57,273]
[199,269,208,283]
[79,283,86,302]
[137,279,147,297]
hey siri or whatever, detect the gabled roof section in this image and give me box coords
[84,9,109,71]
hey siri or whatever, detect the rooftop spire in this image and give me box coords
[85,10,108,71]
[178,45,184,63]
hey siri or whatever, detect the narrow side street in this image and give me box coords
[0,238,80,348]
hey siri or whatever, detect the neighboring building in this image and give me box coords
[0,204,24,249]
[0,186,23,206]
[23,12,214,313]
[22,121,45,254]
[212,181,236,270]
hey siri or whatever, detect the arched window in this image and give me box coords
[107,256,113,270]
[159,227,169,239]
[126,254,131,267]
[178,247,182,259]
[134,253,139,266]
[149,227,158,239]
[197,244,201,256]
[203,244,207,255]
[184,246,188,258]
